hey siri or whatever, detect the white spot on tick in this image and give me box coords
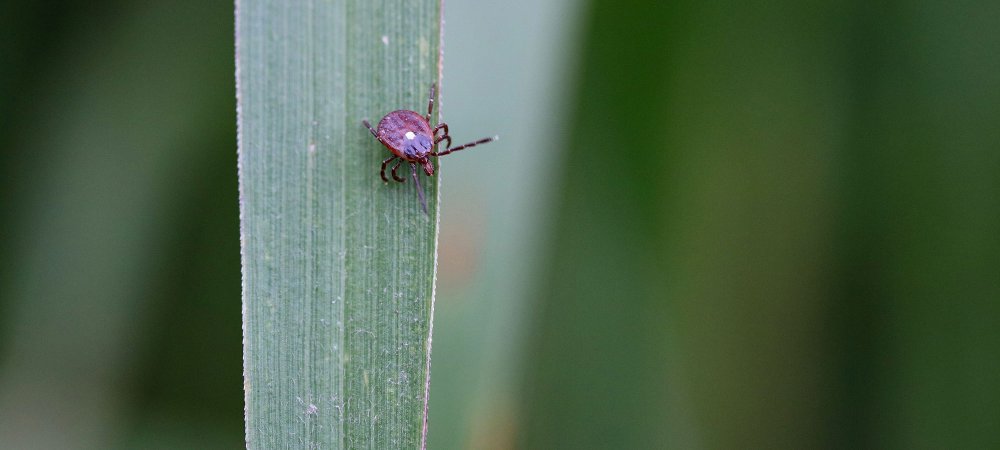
[381,35,389,45]
[404,131,416,140]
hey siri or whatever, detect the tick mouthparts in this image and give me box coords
[421,160,434,176]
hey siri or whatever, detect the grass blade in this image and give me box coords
[236,0,441,448]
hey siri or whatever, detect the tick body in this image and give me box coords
[363,83,497,214]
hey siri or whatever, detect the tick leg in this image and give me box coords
[432,135,497,157]
[380,156,397,182]
[390,158,406,182]
[425,83,437,123]
[363,119,378,138]
[410,162,428,215]
[434,134,452,150]
[433,124,451,149]
[433,123,449,137]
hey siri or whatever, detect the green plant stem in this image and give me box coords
[237,0,441,448]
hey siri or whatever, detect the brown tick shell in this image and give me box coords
[375,110,434,160]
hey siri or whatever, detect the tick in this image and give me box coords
[363,83,497,214]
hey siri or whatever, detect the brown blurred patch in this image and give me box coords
[437,196,486,296]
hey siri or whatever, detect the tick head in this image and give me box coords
[421,158,435,176]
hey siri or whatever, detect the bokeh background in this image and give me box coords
[2,0,998,449]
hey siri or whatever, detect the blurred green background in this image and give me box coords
[2,0,998,449]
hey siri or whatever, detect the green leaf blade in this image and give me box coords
[237,0,441,448]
